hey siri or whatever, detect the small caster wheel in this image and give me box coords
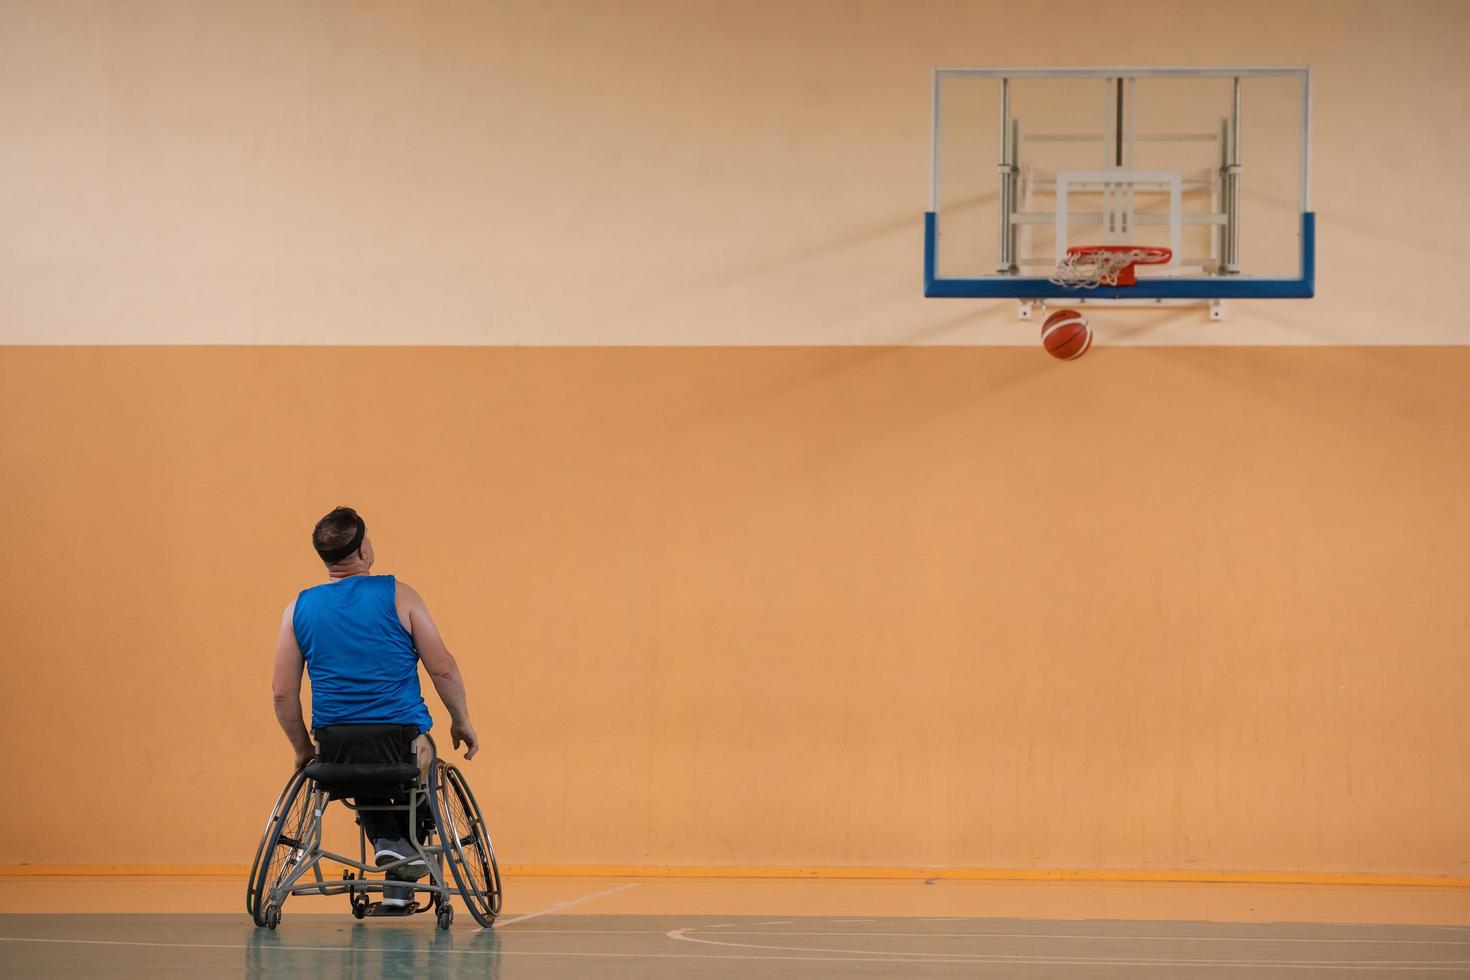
[343,872,363,917]
[265,904,281,930]
[352,900,366,920]
[436,905,453,930]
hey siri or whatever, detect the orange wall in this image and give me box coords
[1,346,1467,874]
[2,1,1469,876]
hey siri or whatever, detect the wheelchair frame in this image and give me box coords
[247,748,502,930]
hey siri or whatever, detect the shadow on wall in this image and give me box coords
[1242,185,1456,259]
[606,194,996,345]
[653,307,1056,479]
[1157,310,1470,434]
[696,191,997,292]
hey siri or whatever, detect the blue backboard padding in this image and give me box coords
[924,212,1315,300]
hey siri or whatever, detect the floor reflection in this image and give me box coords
[245,920,501,980]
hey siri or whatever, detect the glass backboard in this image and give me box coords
[925,67,1313,302]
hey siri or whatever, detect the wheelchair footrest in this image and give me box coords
[362,901,422,917]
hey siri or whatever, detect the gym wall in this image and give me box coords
[1,0,1466,877]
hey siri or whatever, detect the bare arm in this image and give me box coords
[397,582,479,760]
[271,601,315,769]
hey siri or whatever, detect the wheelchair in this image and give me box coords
[246,725,502,930]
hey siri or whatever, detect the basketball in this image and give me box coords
[1041,309,1091,360]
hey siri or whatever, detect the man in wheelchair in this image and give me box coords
[256,506,498,927]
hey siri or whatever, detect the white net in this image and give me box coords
[1049,249,1168,289]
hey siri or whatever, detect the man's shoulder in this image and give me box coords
[392,577,424,605]
[290,581,329,608]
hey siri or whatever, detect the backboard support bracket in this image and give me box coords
[1017,298,1225,320]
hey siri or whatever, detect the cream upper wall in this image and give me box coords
[0,0,1465,346]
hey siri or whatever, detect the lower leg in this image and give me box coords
[356,802,403,846]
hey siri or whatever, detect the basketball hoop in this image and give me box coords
[1050,245,1173,289]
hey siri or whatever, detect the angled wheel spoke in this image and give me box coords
[248,770,316,926]
[249,769,316,922]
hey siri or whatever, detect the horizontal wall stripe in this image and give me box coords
[4,866,1467,888]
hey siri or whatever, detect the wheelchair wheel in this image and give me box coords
[246,767,307,922]
[246,766,315,927]
[428,760,502,927]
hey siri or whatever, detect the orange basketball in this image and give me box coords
[1041,309,1091,360]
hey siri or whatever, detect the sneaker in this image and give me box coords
[374,838,428,880]
[379,882,415,909]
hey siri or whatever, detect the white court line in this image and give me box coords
[462,928,1470,946]
[0,936,1466,971]
[663,928,1470,971]
[494,882,638,926]
[671,929,1470,946]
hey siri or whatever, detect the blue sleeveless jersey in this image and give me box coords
[293,575,432,733]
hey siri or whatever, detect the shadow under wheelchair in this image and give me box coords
[246,725,502,930]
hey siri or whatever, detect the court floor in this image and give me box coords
[2,876,1468,978]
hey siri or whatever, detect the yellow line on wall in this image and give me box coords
[0,865,249,877]
[513,866,1470,888]
[2,865,1467,887]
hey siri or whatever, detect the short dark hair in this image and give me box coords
[313,506,363,562]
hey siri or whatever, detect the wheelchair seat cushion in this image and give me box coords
[308,724,422,796]
[303,761,421,793]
